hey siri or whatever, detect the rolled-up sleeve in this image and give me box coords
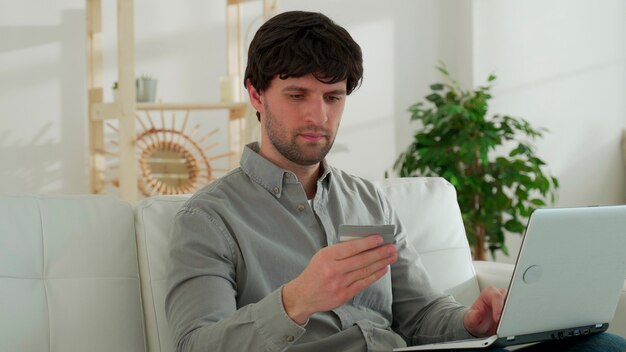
[165,207,305,352]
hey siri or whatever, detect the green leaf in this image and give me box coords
[426,93,443,104]
[430,83,444,91]
[530,198,546,206]
[504,219,526,233]
[519,206,533,217]
[501,244,510,257]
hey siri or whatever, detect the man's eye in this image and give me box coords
[326,95,342,102]
[289,94,304,100]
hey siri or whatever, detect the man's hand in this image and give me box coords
[282,235,397,325]
[464,287,507,337]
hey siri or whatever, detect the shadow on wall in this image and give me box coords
[0,126,65,194]
[0,10,88,194]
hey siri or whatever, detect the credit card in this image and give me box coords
[338,224,396,244]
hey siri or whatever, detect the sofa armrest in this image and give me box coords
[472,260,626,338]
[472,260,514,290]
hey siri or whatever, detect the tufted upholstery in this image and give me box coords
[0,195,146,352]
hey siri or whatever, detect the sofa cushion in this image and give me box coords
[0,195,146,352]
[135,177,479,352]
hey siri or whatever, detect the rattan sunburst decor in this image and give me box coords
[103,111,230,197]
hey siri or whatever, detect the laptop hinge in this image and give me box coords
[506,336,516,341]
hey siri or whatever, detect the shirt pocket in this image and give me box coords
[352,269,393,321]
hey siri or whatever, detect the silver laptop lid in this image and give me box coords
[497,205,626,338]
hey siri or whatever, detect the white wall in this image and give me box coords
[1,0,625,261]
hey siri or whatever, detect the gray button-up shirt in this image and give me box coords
[166,143,471,352]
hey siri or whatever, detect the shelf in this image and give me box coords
[137,102,248,111]
[86,0,276,201]
[91,102,249,121]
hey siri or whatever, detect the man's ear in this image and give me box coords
[246,79,263,114]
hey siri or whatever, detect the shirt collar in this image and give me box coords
[240,142,333,198]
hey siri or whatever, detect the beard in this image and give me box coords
[264,103,336,166]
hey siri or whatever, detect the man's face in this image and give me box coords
[253,74,347,167]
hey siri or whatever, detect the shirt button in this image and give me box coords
[272,187,279,194]
[297,204,305,212]
[367,334,373,343]
[286,335,295,342]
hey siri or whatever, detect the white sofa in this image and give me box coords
[1,177,624,352]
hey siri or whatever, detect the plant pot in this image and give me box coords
[136,78,157,102]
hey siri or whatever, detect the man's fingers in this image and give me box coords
[346,266,389,294]
[465,308,483,327]
[293,237,396,315]
[493,288,507,321]
[333,241,396,294]
[332,235,385,260]
[478,287,506,323]
[343,251,396,286]
[340,243,396,271]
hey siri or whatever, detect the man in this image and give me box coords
[166,11,626,352]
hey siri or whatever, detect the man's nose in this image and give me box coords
[304,97,328,124]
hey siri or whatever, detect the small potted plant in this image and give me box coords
[136,74,157,103]
[111,74,158,102]
[393,64,559,260]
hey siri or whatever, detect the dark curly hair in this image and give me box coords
[244,11,363,120]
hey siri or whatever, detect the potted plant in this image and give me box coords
[136,74,157,103]
[111,74,158,102]
[393,65,559,260]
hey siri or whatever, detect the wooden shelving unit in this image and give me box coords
[86,0,277,201]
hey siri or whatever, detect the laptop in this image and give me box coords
[395,205,626,351]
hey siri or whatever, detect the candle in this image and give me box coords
[220,75,240,103]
